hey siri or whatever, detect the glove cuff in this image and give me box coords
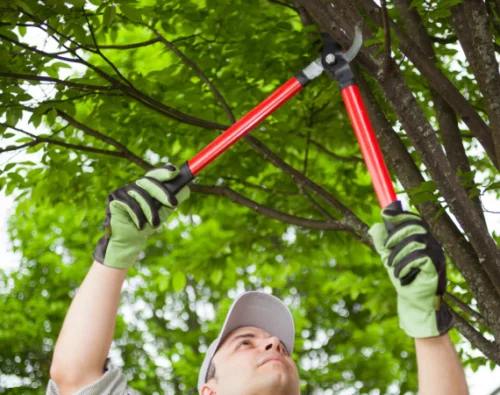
[93,235,109,264]
[399,295,454,338]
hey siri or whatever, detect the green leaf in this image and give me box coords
[46,108,57,124]
[210,269,223,285]
[29,112,42,128]
[71,23,87,42]
[119,5,143,23]
[103,6,116,26]
[4,163,16,172]
[15,0,33,14]
[18,25,27,37]
[16,137,33,143]
[88,0,101,4]
[172,272,186,292]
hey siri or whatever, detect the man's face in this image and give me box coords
[200,326,300,395]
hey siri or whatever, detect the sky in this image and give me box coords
[1,17,500,395]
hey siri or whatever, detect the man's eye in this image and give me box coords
[237,340,251,349]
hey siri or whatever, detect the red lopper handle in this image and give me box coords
[188,77,304,175]
[341,85,397,208]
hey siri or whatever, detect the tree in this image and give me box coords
[0,0,498,393]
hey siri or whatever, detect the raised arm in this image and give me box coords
[369,206,469,394]
[49,164,190,394]
[415,335,468,394]
[49,263,127,394]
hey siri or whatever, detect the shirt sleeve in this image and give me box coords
[46,358,141,395]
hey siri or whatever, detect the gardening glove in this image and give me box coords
[368,203,453,338]
[93,164,190,269]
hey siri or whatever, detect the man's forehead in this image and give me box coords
[224,326,270,342]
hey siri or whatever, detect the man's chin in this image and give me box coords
[255,369,298,393]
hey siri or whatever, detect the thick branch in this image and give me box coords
[393,0,486,225]
[453,2,500,164]
[349,0,499,169]
[305,0,500,292]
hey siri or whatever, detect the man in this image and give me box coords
[47,165,469,394]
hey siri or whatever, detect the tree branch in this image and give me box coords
[455,1,500,164]
[83,10,136,90]
[55,111,153,170]
[380,0,392,73]
[143,23,236,124]
[316,0,500,292]
[87,37,161,50]
[267,0,298,12]
[444,292,486,326]
[296,132,363,163]
[447,304,500,365]
[393,0,486,225]
[242,134,373,247]
[190,184,353,233]
[0,72,119,92]
[348,0,499,169]
[0,122,133,160]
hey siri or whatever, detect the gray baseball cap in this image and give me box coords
[197,291,295,393]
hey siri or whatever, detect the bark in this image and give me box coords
[452,1,500,167]
[353,0,499,169]
[393,0,486,224]
[297,0,500,296]
[295,0,500,342]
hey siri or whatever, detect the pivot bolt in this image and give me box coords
[325,54,336,64]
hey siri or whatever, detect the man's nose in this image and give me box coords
[264,336,285,354]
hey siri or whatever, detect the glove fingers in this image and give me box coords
[136,177,177,207]
[144,164,179,182]
[109,199,147,230]
[127,186,160,228]
[388,233,427,267]
[394,251,433,280]
[382,209,421,226]
[385,220,426,249]
[369,223,388,250]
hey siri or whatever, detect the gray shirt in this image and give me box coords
[46,359,140,395]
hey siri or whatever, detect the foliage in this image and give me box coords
[1,0,499,393]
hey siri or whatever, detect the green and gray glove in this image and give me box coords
[369,203,453,338]
[93,164,190,269]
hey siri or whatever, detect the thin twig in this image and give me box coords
[191,184,345,231]
[443,292,486,325]
[83,9,135,90]
[56,111,153,170]
[145,23,236,123]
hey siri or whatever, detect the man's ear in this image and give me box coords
[200,382,216,395]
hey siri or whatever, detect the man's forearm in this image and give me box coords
[50,261,127,389]
[415,334,469,395]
